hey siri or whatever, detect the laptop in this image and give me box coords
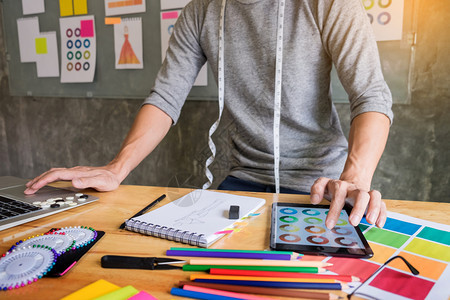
[0,176,98,231]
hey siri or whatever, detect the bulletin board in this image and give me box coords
[1,0,217,100]
[1,0,417,103]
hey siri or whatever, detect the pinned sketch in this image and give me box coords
[105,0,146,16]
[114,18,143,69]
[60,15,96,83]
[160,0,191,10]
[22,0,45,15]
[161,10,207,86]
[35,32,60,77]
[363,0,404,41]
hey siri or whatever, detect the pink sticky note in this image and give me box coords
[128,291,158,300]
[80,19,94,37]
[162,11,179,19]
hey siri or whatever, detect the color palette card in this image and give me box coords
[327,211,450,300]
[60,15,96,83]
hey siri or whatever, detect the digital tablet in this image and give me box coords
[270,203,373,258]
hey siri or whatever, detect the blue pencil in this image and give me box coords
[166,250,292,260]
[170,287,242,300]
[193,279,345,290]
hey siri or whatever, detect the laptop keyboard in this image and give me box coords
[0,196,42,220]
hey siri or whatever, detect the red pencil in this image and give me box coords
[210,268,360,282]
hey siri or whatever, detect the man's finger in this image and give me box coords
[365,190,382,224]
[310,177,329,204]
[348,190,370,226]
[376,200,387,228]
[325,180,347,229]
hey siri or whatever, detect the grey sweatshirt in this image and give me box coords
[143,0,394,192]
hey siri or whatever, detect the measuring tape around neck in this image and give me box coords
[203,0,285,193]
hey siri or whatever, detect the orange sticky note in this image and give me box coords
[105,17,122,25]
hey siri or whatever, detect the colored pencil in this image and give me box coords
[192,279,347,290]
[167,250,293,260]
[179,281,342,300]
[189,258,332,268]
[183,264,325,273]
[169,247,301,257]
[190,274,338,283]
[210,268,360,282]
[183,285,275,300]
[170,287,237,300]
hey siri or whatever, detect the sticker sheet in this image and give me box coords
[60,15,96,83]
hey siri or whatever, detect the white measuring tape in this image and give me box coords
[203,0,285,193]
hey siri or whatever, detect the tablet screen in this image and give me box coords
[270,203,373,258]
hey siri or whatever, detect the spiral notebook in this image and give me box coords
[124,190,266,247]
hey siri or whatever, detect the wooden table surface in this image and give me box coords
[1,184,449,300]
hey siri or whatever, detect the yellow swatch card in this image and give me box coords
[61,279,120,300]
[59,0,73,16]
[74,0,88,15]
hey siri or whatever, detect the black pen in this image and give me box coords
[119,194,167,229]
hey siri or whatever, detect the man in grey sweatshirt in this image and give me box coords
[26,0,393,229]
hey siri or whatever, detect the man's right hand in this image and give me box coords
[24,165,122,194]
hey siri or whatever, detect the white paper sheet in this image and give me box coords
[160,0,191,10]
[22,0,45,15]
[363,0,404,41]
[35,32,60,77]
[114,18,143,69]
[104,0,146,16]
[160,10,207,86]
[60,15,96,83]
[17,17,40,63]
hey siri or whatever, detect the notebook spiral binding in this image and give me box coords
[125,219,207,247]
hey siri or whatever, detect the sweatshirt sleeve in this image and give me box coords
[142,2,206,124]
[318,0,394,124]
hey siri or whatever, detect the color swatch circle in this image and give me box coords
[74,28,81,37]
[67,51,74,60]
[378,0,392,8]
[66,28,73,38]
[279,234,301,243]
[280,208,297,215]
[280,224,300,232]
[83,39,91,48]
[363,0,374,10]
[304,217,322,224]
[66,62,73,71]
[302,209,320,216]
[335,237,358,247]
[83,62,90,71]
[67,40,73,49]
[75,62,82,71]
[280,216,298,223]
[331,227,352,235]
[377,12,391,25]
[336,219,348,226]
[306,235,329,245]
[305,225,326,234]
[84,51,91,59]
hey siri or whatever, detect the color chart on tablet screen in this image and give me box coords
[325,212,450,300]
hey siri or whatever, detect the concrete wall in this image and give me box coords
[1,1,449,202]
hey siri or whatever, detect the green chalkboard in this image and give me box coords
[2,0,417,103]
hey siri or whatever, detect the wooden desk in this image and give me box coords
[1,185,449,300]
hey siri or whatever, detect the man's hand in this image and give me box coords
[310,177,386,229]
[24,165,122,194]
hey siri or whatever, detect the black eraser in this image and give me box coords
[229,205,240,219]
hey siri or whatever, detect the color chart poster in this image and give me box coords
[114,18,143,69]
[326,212,450,300]
[160,10,207,86]
[363,0,404,41]
[60,15,96,83]
[105,0,146,16]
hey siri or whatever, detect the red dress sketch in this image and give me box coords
[118,26,140,65]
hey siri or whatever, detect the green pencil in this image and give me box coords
[182,265,324,273]
[170,247,302,257]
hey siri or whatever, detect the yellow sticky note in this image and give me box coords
[35,37,47,54]
[94,285,139,300]
[61,279,120,300]
[74,0,88,15]
[60,0,73,16]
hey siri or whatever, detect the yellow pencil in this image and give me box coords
[190,274,339,283]
[189,258,332,268]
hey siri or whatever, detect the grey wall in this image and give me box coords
[1,1,449,202]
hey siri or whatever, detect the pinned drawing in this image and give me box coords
[114,18,143,69]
